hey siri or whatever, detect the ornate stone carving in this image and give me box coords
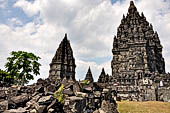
[111,1,165,81]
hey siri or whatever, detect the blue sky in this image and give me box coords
[0,0,118,26]
[0,0,33,25]
[0,0,170,84]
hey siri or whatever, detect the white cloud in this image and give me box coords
[0,0,7,9]
[14,0,40,17]
[8,18,23,27]
[1,0,170,84]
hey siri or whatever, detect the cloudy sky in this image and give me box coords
[0,0,170,84]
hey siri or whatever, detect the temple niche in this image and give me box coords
[111,1,165,80]
[49,34,76,81]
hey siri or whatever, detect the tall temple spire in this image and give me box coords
[84,66,94,83]
[111,1,165,79]
[49,33,76,81]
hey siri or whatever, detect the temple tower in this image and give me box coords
[84,67,94,83]
[98,68,109,83]
[111,1,165,79]
[49,34,76,81]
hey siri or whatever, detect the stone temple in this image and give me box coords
[108,1,170,101]
[84,67,94,83]
[49,34,76,81]
[111,1,165,79]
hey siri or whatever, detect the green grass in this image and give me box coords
[117,101,170,113]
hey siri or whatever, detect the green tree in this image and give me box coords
[5,51,41,86]
[0,69,14,86]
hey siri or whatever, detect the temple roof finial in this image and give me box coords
[88,66,91,73]
[64,33,67,40]
[63,33,67,40]
[130,1,134,5]
[128,1,137,14]
[102,68,105,72]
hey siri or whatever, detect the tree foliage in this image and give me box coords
[82,80,90,86]
[0,69,14,86]
[5,51,41,85]
[54,84,65,104]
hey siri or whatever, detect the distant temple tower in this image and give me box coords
[98,68,109,83]
[84,67,94,83]
[49,34,76,81]
[111,1,165,79]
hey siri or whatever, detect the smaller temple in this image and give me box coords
[49,34,76,81]
[84,67,94,83]
[98,68,109,83]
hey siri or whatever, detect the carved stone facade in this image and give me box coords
[111,1,165,80]
[49,34,76,81]
[109,1,170,101]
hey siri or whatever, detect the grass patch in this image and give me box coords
[117,101,170,113]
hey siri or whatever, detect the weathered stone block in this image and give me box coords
[38,95,53,105]
[0,100,8,112]
[8,94,29,109]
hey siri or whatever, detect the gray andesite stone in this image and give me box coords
[38,95,53,105]
[0,100,8,112]
[3,107,27,113]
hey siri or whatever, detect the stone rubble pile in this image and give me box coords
[0,78,119,113]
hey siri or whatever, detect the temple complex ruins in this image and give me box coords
[47,1,170,102]
[1,1,170,113]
